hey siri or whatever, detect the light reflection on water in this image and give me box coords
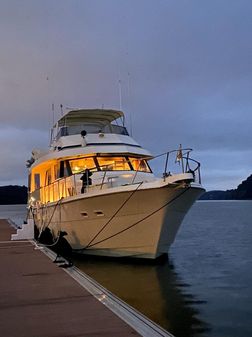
[73,255,209,337]
[1,201,252,337]
[73,201,252,337]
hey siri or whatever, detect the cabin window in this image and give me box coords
[54,163,60,180]
[34,173,40,190]
[69,157,96,174]
[129,158,151,173]
[45,168,52,186]
[97,156,131,171]
[59,161,72,177]
[53,161,72,179]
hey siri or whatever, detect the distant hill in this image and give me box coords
[200,174,252,200]
[0,185,28,204]
[1,175,252,203]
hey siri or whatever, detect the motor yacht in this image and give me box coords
[27,108,204,259]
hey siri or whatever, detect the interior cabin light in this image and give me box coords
[121,174,133,178]
[29,196,36,205]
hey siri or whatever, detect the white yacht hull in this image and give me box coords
[33,182,204,259]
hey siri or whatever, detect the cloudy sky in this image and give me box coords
[0,0,251,191]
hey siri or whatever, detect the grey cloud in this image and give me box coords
[0,128,48,185]
[0,0,251,189]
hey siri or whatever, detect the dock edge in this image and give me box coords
[38,245,174,337]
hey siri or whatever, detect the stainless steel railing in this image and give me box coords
[131,147,201,185]
[29,147,201,205]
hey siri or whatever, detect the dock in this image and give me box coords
[0,219,173,337]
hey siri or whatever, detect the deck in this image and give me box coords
[0,219,140,337]
[0,219,173,337]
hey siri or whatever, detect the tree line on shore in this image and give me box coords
[0,185,28,204]
[0,174,251,204]
[200,174,252,200]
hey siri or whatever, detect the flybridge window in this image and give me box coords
[69,157,96,174]
[104,124,129,135]
[55,124,129,139]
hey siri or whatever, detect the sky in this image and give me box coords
[0,0,251,191]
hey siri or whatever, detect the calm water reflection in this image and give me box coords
[73,201,252,337]
[74,255,209,337]
[2,201,252,337]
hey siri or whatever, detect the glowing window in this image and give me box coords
[97,157,131,171]
[45,168,52,186]
[129,158,151,172]
[69,157,96,174]
[54,163,60,180]
[34,174,40,190]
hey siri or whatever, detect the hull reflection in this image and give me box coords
[73,255,210,337]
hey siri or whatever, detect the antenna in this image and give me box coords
[46,75,54,144]
[60,104,63,116]
[127,72,133,136]
[118,79,122,111]
[52,103,55,126]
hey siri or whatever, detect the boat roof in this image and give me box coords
[56,109,124,127]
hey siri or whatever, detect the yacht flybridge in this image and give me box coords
[27,108,204,259]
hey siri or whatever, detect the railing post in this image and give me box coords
[163,152,169,181]
[181,155,185,174]
[132,170,138,184]
[100,170,107,190]
[198,165,201,184]
[86,169,89,192]
[73,174,76,195]
[185,152,189,172]
[132,159,142,184]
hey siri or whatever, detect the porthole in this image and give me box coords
[94,210,104,217]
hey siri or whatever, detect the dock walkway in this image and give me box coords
[0,219,140,337]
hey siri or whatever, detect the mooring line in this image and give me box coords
[83,181,143,249]
[86,186,190,248]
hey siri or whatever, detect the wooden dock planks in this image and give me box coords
[0,219,139,337]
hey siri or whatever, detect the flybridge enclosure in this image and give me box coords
[50,109,128,143]
[56,109,125,127]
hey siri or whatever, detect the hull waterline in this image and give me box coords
[33,183,204,259]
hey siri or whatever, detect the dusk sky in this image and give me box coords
[0,0,251,191]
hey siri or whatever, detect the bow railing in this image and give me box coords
[149,147,201,184]
[29,147,201,205]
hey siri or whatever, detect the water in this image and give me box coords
[2,201,252,337]
[0,204,27,227]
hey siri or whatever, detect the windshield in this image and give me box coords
[69,157,96,174]
[68,156,152,174]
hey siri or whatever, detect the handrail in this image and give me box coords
[131,147,201,185]
[100,168,108,190]
[145,147,201,185]
[29,146,202,204]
